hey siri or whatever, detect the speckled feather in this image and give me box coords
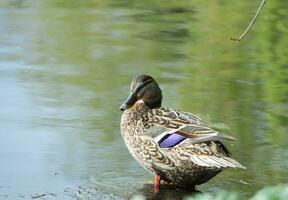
[120,75,245,188]
[120,100,245,187]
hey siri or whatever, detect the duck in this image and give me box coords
[120,74,245,193]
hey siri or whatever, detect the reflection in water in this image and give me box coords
[0,0,287,199]
[128,184,199,200]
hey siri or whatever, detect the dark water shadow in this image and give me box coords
[128,184,200,200]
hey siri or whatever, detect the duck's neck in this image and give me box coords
[121,100,149,135]
[130,100,149,113]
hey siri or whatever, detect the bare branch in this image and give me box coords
[231,0,266,42]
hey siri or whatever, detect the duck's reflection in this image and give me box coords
[128,184,200,200]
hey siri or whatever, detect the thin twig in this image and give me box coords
[231,0,266,42]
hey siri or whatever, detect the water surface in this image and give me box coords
[0,0,287,199]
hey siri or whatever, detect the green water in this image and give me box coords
[0,0,287,199]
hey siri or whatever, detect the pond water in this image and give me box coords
[0,0,287,199]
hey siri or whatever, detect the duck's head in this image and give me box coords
[120,74,162,111]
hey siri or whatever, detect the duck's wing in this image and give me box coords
[144,107,236,146]
[190,153,246,169]
[172,124,236,144]
[143,107,246,169]
[172,141,246,169]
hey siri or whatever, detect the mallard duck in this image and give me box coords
[120,74,245,193]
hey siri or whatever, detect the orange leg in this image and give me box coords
[154,175,161,193]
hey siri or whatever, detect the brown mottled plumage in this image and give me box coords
[120,75,245,192]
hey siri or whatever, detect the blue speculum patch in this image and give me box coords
[158,133,186,148]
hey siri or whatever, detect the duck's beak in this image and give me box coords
[120,93,137,111]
